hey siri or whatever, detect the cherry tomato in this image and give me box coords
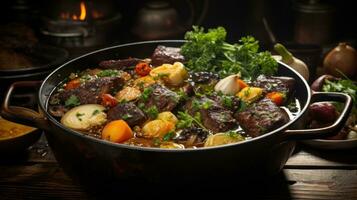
[135,62,152,77]
[101,93,118,107]
[266,92,285,106]
[65,79,81,90]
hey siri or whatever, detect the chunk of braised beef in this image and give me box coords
[48,104,68,117]
[235,98,289,137]
[252,75,295,97]
[208,94,240,111]
[190,72,219,83]
[140,84,180,112]
[173,127,209,147]
[189,72,219,96]
[184,97,237,133]
[107,102,146,126]
[181,83,194,97]
[57,76,124,105]
[99,58,142,70]
[151,45,185,66]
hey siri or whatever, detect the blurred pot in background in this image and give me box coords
[293,0,336,45]
[131,0,208,40]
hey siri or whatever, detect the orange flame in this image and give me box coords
[79,2,86,20]
[59,1,87,21]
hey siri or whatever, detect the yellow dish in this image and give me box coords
[0,117,36,140]
[0,116,41,153]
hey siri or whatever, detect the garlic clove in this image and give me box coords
[214,74,241,95]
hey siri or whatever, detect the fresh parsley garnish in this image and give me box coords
[181,26,278,79]
[65,95,80,107]
[76,112,85,121]
[237,101,247,112]
[322,78,357,115]
[138,103,145,110]
[141,87,153,102]
[176,111,206,130]
[92,109,100,116]
[153,73,169,80]
[144,106,159,119]
[97,69,120,77]
[201,100,212,110]
[323,79,357,103]
[222,95,233,108]
[122,113,133,120]
[163,131,175,141]
[226,131,243,139]
[176,89,188,101]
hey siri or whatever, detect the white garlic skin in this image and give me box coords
[214,74,241,95]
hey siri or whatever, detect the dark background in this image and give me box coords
[0,0,356,86]
[1,0,355,45]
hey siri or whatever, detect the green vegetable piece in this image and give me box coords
[97,69,119,77]
[222,96,233,108]
[274,43,294,64]
[75,112,85,121]
[181,26,278,79]
[163,131,175,141]
[65,95,80,107]
[145,106,159,119]
[141,87,153,102]
[92,109,100,116]
[121,114,133,120]
[176,111,207,131]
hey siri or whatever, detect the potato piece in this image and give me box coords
[157,111,178,125]
[61,104,107,130]
[150,62,188,86]
[141,119,175,138]
[204,132,244,147]
[115,87,141,102]
[133,76,156,88]
[237,87,263,103]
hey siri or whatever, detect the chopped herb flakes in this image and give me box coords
[122,114,133,120]
[201,101,212,109]
[65,95,80,107]
[222,96,233,108]
[153,73,169,80]
[141,87,153,102]
[163,131,175,141]
[92,109,100,116]
[176,111,206,130]
[97,69,120,77]
[226,131,242,139]
[144,106,159,119]
[76,112,85,121]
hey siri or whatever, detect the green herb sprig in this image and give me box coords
[181,26,278,79]
[176,111,206,130]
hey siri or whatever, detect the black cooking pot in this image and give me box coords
[1,41,352,185]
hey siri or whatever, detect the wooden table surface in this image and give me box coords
[1,134,356,200]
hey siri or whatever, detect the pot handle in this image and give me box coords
[1,81,49,130]
[283,92,352,140]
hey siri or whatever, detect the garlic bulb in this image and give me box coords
[214,74,241,95]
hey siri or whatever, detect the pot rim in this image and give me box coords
[38,40,311,152]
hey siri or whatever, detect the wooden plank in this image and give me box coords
[286,145,357,169]
[0,163,356,200]
[286,169,357,200]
